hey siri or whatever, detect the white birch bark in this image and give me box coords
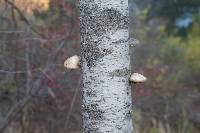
[79,0,133,132]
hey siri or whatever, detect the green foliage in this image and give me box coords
[184,20,200,73]
[0,80,17,93]
[135,0,200,33]
[131,1,200,132]
[161,36,184,64]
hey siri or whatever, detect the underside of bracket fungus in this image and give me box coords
[130,73,147,83]
[64,55,80,70]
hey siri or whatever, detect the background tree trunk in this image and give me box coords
[80,0,133,132]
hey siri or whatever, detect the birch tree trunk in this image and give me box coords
[79,0,133,132]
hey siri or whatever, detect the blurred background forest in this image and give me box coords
[0,0,199,133]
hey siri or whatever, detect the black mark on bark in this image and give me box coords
[108,68,131,78]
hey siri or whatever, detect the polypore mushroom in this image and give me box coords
[64,55,80,69]
[130,73,147,83]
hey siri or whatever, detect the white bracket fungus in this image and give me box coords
[130,73,147,83]
[64,55,80,70]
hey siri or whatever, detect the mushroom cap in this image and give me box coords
[64,55,80,69]
[130,73,147,83]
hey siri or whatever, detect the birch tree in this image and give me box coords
[79,0,133,132]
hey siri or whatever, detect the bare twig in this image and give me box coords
[5,0,29,24]
[0,30,25,33]
[0,35,77,43]
[5,0,45,38]
[0,5,77,130]
[64,77,81,131]
[0,40,66,132]
[0,70,26,74]
[25,42,32,95]
[0,95,31,132]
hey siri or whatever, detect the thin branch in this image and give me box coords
[0,70,26,74]
[0,30,25,33]
[0,64,64,75]
[5,0,29,24]
[5,0,45,38]
[64,77,81,131]
[0,95,31,132]
[0,40,67,132]
[0,35,78,43]
[25,42,32,95]
[0,8,77,130]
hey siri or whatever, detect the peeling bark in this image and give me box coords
[80,0,133,132]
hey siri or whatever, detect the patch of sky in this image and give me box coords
[176,13,192,28]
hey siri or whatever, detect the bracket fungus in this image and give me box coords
[64,55,80,70]
[130,73,147,83]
